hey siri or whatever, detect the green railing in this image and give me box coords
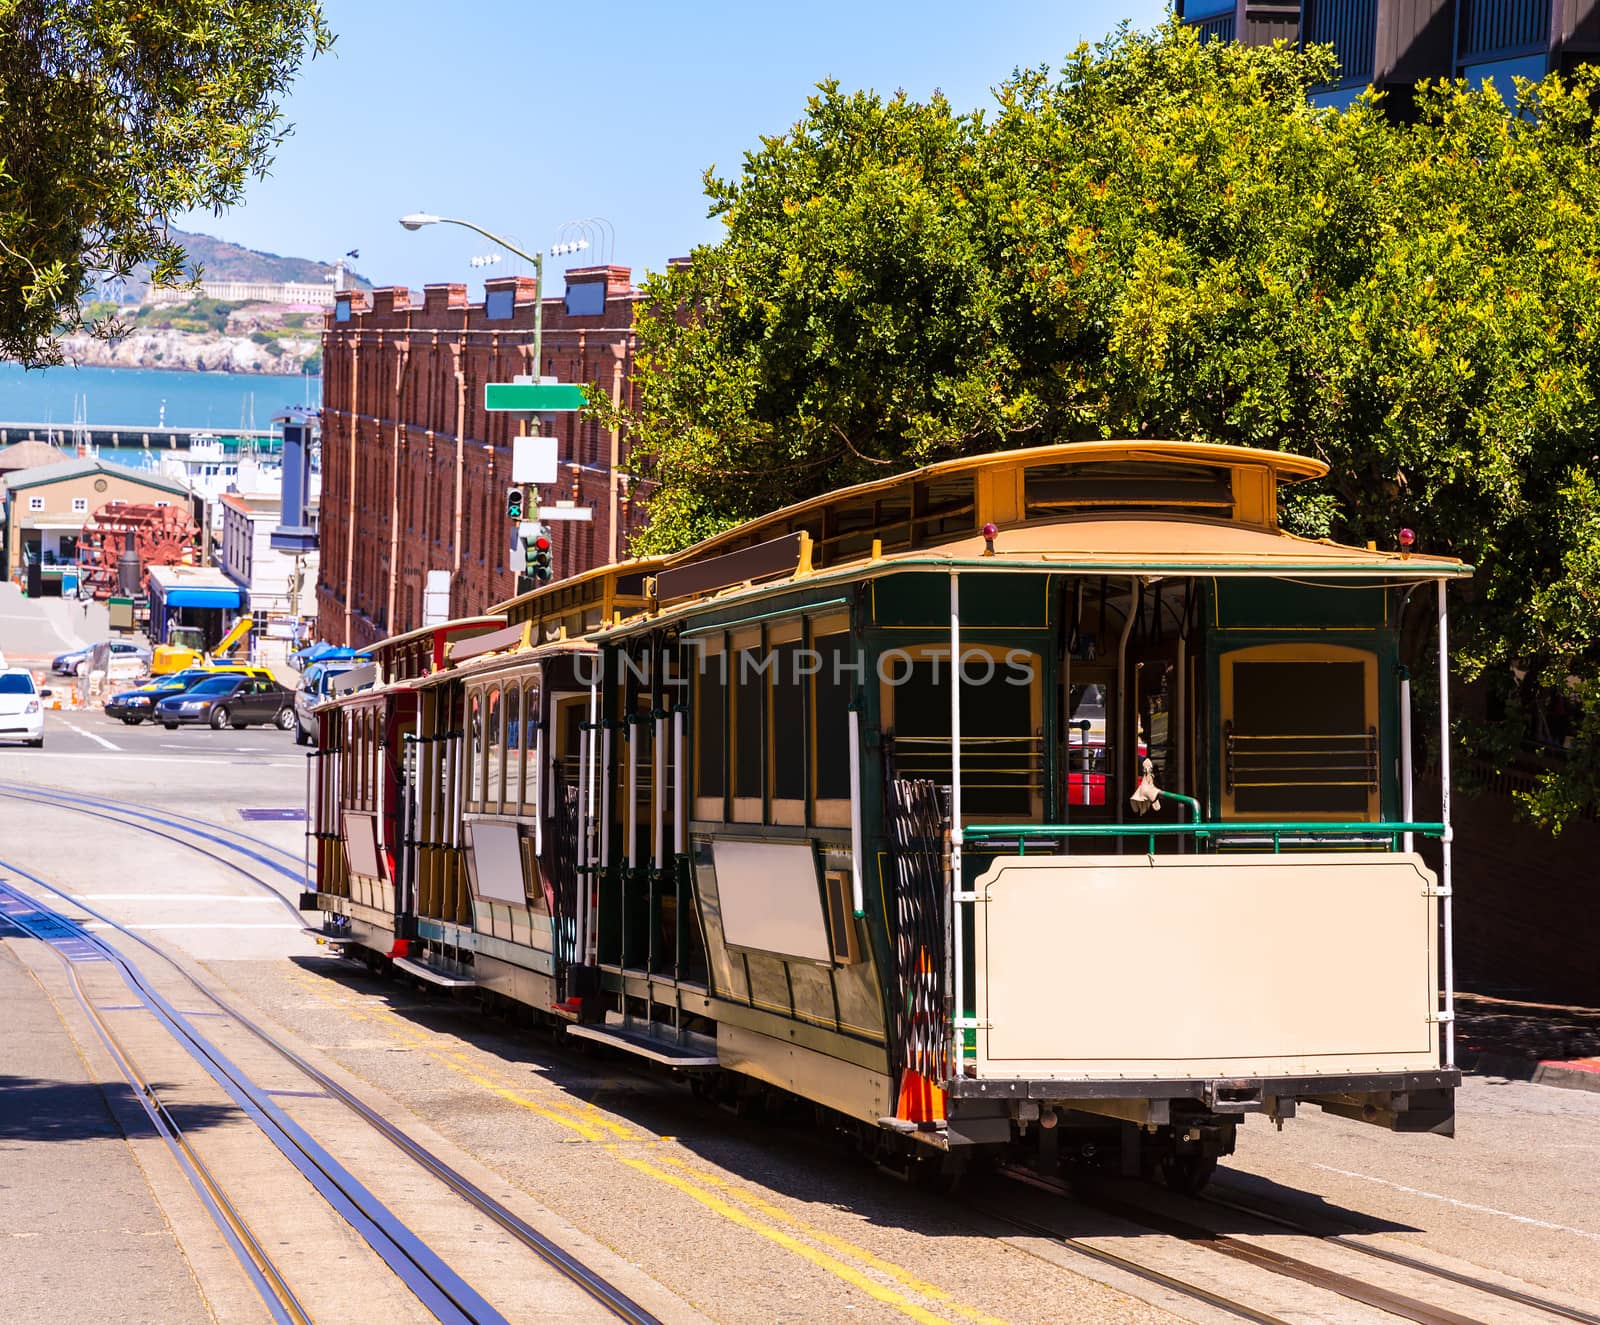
[962,818,1445,855]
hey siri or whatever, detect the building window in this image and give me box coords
[29,496,44,511]
[71,497,88,514]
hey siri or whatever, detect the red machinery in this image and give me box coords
[77,501,200,599]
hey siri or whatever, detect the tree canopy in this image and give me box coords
[620,22,1600,827]
[0,0,332,366]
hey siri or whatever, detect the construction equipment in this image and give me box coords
[151,614,254,675]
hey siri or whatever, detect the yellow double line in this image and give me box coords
[288,973,1010,1324]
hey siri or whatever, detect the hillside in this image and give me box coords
[93,228,373,304]
[169,228,372,288]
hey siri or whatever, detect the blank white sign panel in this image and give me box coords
[712,839,831,964]
[469,820,528,905]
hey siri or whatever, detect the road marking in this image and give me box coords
[73,893,284,903]
[1313,1164,1600,1241]
[60,720,120,751]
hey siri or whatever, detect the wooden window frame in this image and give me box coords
[766,620,806,826]
[878,642,1045,825]
[467,688,485,812]
[692,636,728,821]
[729,626,764,824]
[809,612,853,829]
[1218,642,1380,823]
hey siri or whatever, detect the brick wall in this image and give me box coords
[315,267,652,648]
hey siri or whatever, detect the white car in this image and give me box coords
[0,668,44,748]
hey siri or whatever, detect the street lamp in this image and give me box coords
[398,212,546,369]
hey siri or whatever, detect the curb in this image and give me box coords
[1534,1059,1600,1093]
[1467,1052,1600,1094]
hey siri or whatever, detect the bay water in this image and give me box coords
[0,363,321,432]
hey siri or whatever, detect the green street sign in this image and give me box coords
[484,382,586,412]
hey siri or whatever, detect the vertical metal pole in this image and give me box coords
[531,729,543,856]
[627,718,639,870]
[586,676,600,962]
[653,714,666,868]
[303,740,314,894]
[847,705,865,917]
[582,704,595,960]
[1436,581,1455,1068]
[673,709,686,857]
[1400,671,1414,853]
[599,727,612,868]
[949,572,964,1079]
[1115,582,1138,837]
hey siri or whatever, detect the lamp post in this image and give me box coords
[399,213,546,372]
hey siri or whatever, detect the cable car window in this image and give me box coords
[881,646,1042,819]
[1066,681,1112,811]
[468,691,484,809]
[732,639,765,818]
[521,680,542,815]
[486,685,503,812]
[504,683,522,811]
[1025,461,1233,518]
[912,475,976,539]
[768,633,805,822]
[812,627,853,811]
[694,639,727,813]
[1222,646,1377,819]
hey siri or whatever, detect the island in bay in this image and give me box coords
[58,229,370,377]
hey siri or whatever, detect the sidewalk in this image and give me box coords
[1457,990,1600,1093]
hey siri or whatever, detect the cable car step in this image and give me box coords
[393,956,477,989]
[566,1018,720,1068]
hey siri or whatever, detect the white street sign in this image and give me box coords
[538,505,593,522]
[512,435,559,485]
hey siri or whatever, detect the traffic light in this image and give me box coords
[505,486,525,521]
[526,524,554,582]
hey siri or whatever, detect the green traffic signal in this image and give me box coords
[506,485,525,520]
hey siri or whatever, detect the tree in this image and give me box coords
[618,22,1600,825]
[0,0,332,366]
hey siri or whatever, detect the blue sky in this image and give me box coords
[180,0,1166,294]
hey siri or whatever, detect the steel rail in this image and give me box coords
[0,816,663,1325]
[0,778,305,869]
[0,872,505,1325]
[0,902,309,1325]
[1201,1187,1600,1325]
[999,1165,1556,1325]
[0,786,306,922]
[969,1183,1293,1325]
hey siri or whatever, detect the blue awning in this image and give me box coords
[162,586,242,608]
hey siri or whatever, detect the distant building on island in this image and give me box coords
[144,279,338,309]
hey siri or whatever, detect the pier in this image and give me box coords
[0,421,284,450]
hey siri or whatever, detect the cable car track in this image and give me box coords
[995,1163,1595,1325]
[0,795,663,1325]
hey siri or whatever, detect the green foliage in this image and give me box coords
[0,0,332,366]
[135,297,245,333]
[621,21,1600,825]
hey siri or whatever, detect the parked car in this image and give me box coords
[51,640,152,676]
[0,667,45,748]
[106,664,278,725]
[292,658,372,746]
[156,674,294,730]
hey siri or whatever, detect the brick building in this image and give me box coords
[315,267,650,648]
